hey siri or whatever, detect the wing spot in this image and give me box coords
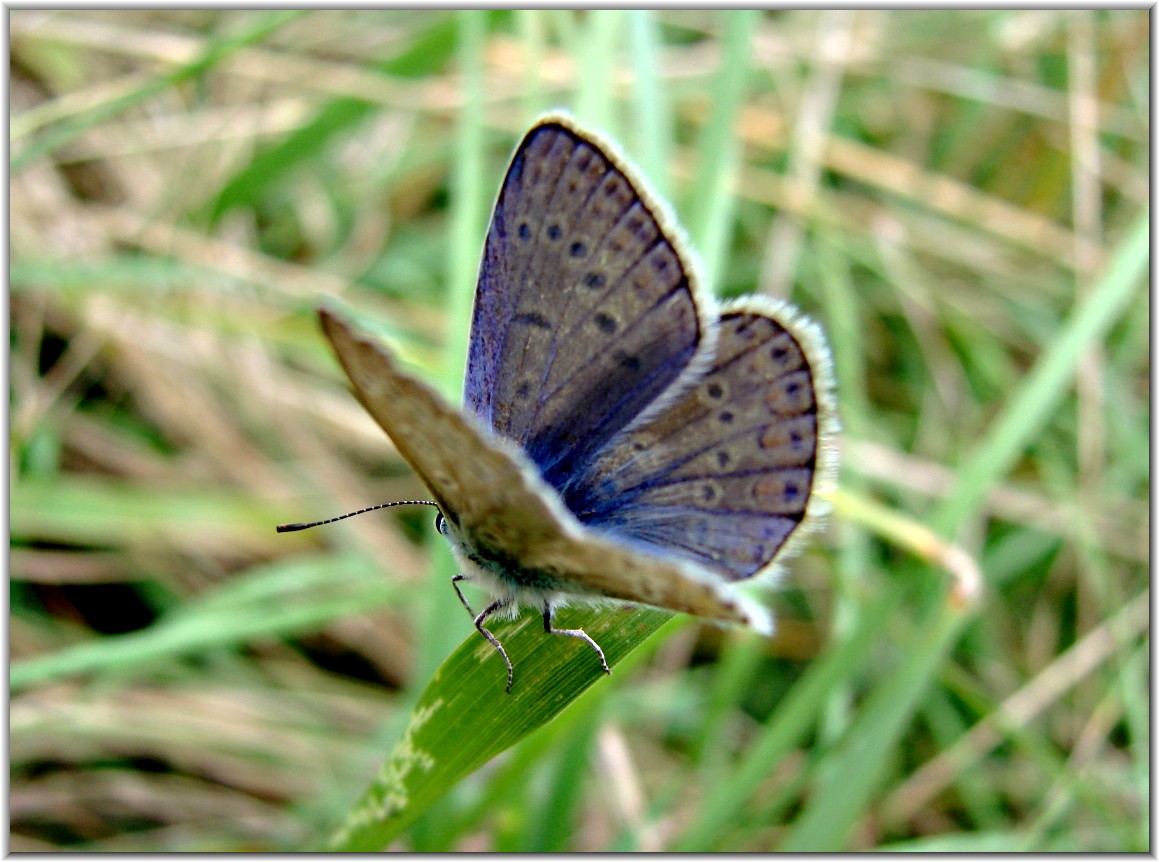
[570,241,587,258]
[699,379,729,406]
[650,246,676,271]
[547,224,562,240]
[513,311,552,330]
[613,350,641,372]
[594,312,617,333]
[518,223,532,241]
[768,335,804,373]
[717,450,731,468]
[769,371,815,413]
[753,473,812,513]
[583,272,606,289]
[758,417,816,456]
[516,381,532,399]
[719,411,735,424]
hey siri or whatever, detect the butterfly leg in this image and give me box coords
[451,573,476,617]
[474,598,517,694]
[542,605,611,677]
[451,575,516,692]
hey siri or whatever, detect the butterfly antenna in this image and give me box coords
[276,500,438,533]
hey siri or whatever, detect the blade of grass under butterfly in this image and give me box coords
[326,607,675,851]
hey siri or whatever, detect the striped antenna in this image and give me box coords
[276,500,438,533]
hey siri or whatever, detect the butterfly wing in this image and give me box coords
[465,114,716,492]
[319,307,772,631]
[563,299,839,582]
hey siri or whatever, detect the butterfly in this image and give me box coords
[314,112,837,692]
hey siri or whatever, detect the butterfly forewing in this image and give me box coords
[466,117,711,492]
[565,302,836,581]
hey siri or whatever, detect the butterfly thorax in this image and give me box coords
[439,511,573,596]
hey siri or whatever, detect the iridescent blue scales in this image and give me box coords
[319,112,837,691]
[467,118,705,495]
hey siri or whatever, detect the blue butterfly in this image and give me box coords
[317,113,838,692]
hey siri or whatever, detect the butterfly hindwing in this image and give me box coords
[563,299,837,582]
[466,115,715,492]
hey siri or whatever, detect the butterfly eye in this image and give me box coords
[434,512,448,535]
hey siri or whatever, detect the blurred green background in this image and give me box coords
[9,9,1149,852]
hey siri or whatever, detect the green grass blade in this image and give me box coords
[626,12,673,198]
[516,11,549,116]
[683,10,759,290]
[443,11,488,397]
[574,11,624,134]
[327,607,673,851]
